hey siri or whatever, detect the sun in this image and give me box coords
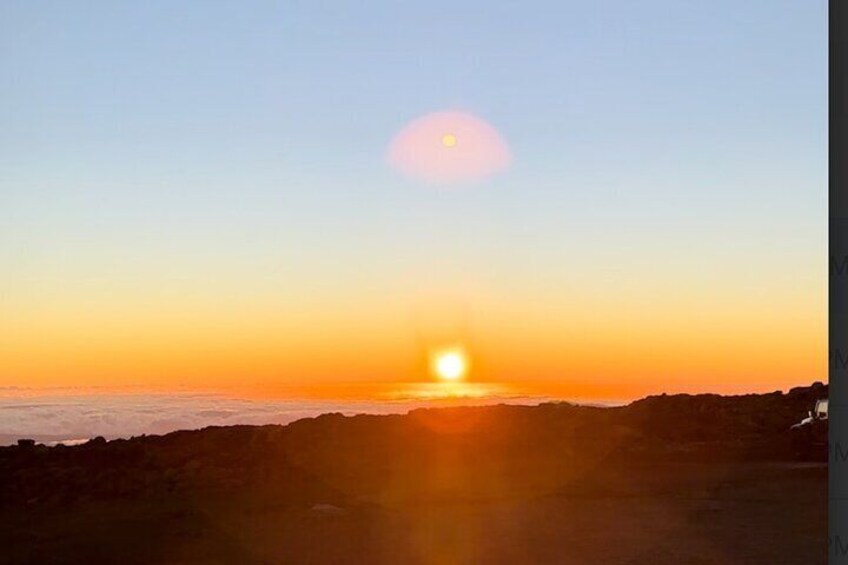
[441,133,457,148]
[432,348,468,381]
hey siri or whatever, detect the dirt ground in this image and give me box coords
[1,389,828,564]
[2,462,825,565]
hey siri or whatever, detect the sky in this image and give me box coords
[0,1,827,401]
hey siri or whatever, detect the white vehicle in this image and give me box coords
[815,398,828,419]
[791,398,828,429]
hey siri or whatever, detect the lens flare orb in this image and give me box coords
[387,111,511,185]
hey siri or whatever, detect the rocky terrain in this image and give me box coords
[0,383,828,564]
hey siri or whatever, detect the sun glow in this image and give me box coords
[432,348,468,381]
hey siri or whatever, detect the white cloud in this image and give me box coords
[0,389,545,445]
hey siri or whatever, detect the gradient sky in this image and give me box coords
[0,1,827,399]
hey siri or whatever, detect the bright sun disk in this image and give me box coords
[433,349,467,381]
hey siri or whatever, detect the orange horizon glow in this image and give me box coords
[0,280,825,401]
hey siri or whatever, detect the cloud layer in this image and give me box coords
[0,387,545,445]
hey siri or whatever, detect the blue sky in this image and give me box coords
[2,1,826,259]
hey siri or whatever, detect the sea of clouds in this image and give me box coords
[0,387,550,446]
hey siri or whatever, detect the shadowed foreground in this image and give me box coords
[0,384,827,564]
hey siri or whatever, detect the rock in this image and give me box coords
[310,503,346,516]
